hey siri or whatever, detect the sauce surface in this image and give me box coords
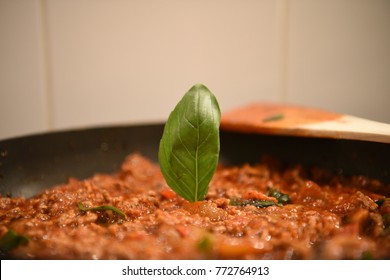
[1,153,389,259]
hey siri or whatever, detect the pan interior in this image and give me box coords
[0,123,389,197]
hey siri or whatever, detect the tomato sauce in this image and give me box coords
[1,153,389,259]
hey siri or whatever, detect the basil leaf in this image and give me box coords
[158,83,221,202]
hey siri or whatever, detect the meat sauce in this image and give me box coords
[1,153,390,259]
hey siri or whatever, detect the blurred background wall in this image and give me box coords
[1,0,389,140]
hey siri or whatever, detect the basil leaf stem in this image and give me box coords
[158,83,221,202]
[78,202,126,218]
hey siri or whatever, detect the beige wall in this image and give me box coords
[1,0,389,140]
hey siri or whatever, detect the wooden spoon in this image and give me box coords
[220,102,390,144]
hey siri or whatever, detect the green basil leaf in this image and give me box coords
[158,83,221,202]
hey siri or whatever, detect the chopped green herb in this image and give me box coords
[361,251,374,260]
[197,234,213,253]
[77,202,126,218]
[158,83,221,202]
[0,229,29,255]
[230,189,291,209]
[262,113,284,122]
[230,199,280,208]
[375,197,390,207]
[383,213,390,234]
[267,188,290,204]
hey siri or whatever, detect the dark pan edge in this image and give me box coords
[0,124,164,197]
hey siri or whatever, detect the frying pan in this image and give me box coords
[1,123,390,198]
